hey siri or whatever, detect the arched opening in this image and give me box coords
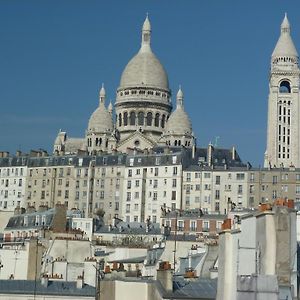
[99,138,102,145]
[124,112,128,126]
[178,140,181,146]
[130,112,136,125]
[96,138,99,146]
[119,113,122,127]
[279,81,291,93]
[161,115,166,128]
[138,112,144,126]
[146,112,152,126]
[174,140,177,146]
[154,113,160,127]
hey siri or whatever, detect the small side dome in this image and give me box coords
[88,85,113,133]
[165,87,192,135]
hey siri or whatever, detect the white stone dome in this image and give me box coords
[88,103,113,133]
[119,16,169,90]
[165,88,192,135]
[165,106,192,135]
[88,86,113,133]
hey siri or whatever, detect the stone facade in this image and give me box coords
[265,14,300,168]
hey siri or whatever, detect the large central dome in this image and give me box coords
[119,16,169,91]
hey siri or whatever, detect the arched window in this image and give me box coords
[174,140,177,146]
[99,138,102,145]
[95,138,99,146]
[161,115,166,128]
[138,112,144,125]
[124,112,128,126]
[130,112,136,125]
[178,140,181,146]
[119,113,122,127]
[279,81,291,93]
[147,112,152,126]
[154,113,160,127]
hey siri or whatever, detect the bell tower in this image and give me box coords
[264,14,300,168]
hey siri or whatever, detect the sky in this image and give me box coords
[0,1,300,167]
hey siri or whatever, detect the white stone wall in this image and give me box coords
[0,166,27,210]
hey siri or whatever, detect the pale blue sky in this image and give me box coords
[0,1,299,166]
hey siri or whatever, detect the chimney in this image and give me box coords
[207,143,214,167]
[192,144,196,159]
[157,262,173,292]
[41,275,49,287]
[76,275,83,289]
[221,219,231,230]
[231,146,236,161]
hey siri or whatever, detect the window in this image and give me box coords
[122,111,128,126]
[236,173,245,180]
[279,80,291,93]
[146,112,152,126]
[215,202,220,211]
[250,185,254,193]
[128,169,132,177]
[215,176,220,185]
[215,190,220,200]
[178,220,184,231]
[203,221,209,231]
[135,180,139,187]
[204,184,211,190]
[153,180,158,188]
[272,176,278,184]
[186,173,191,182]
[190,221,196,231]
[135,192,139,199]
[126,204,130,213]
[130,112,136,125]
[195,184,200,191]
[127,181,132,189]
[238,185,243,194]
[153,191,158,201]
[154,168,158,176]
[185,196,190,206]
[138,112,144,125]
[172,179,177,187]
[171,191,176,200]
[296,185,300,194]
[186,185,191,194]
[161,115,166,128]
[154,113,160,127]
[204,173,211,179]
[127,192,131,201]
[173,167,178,175]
